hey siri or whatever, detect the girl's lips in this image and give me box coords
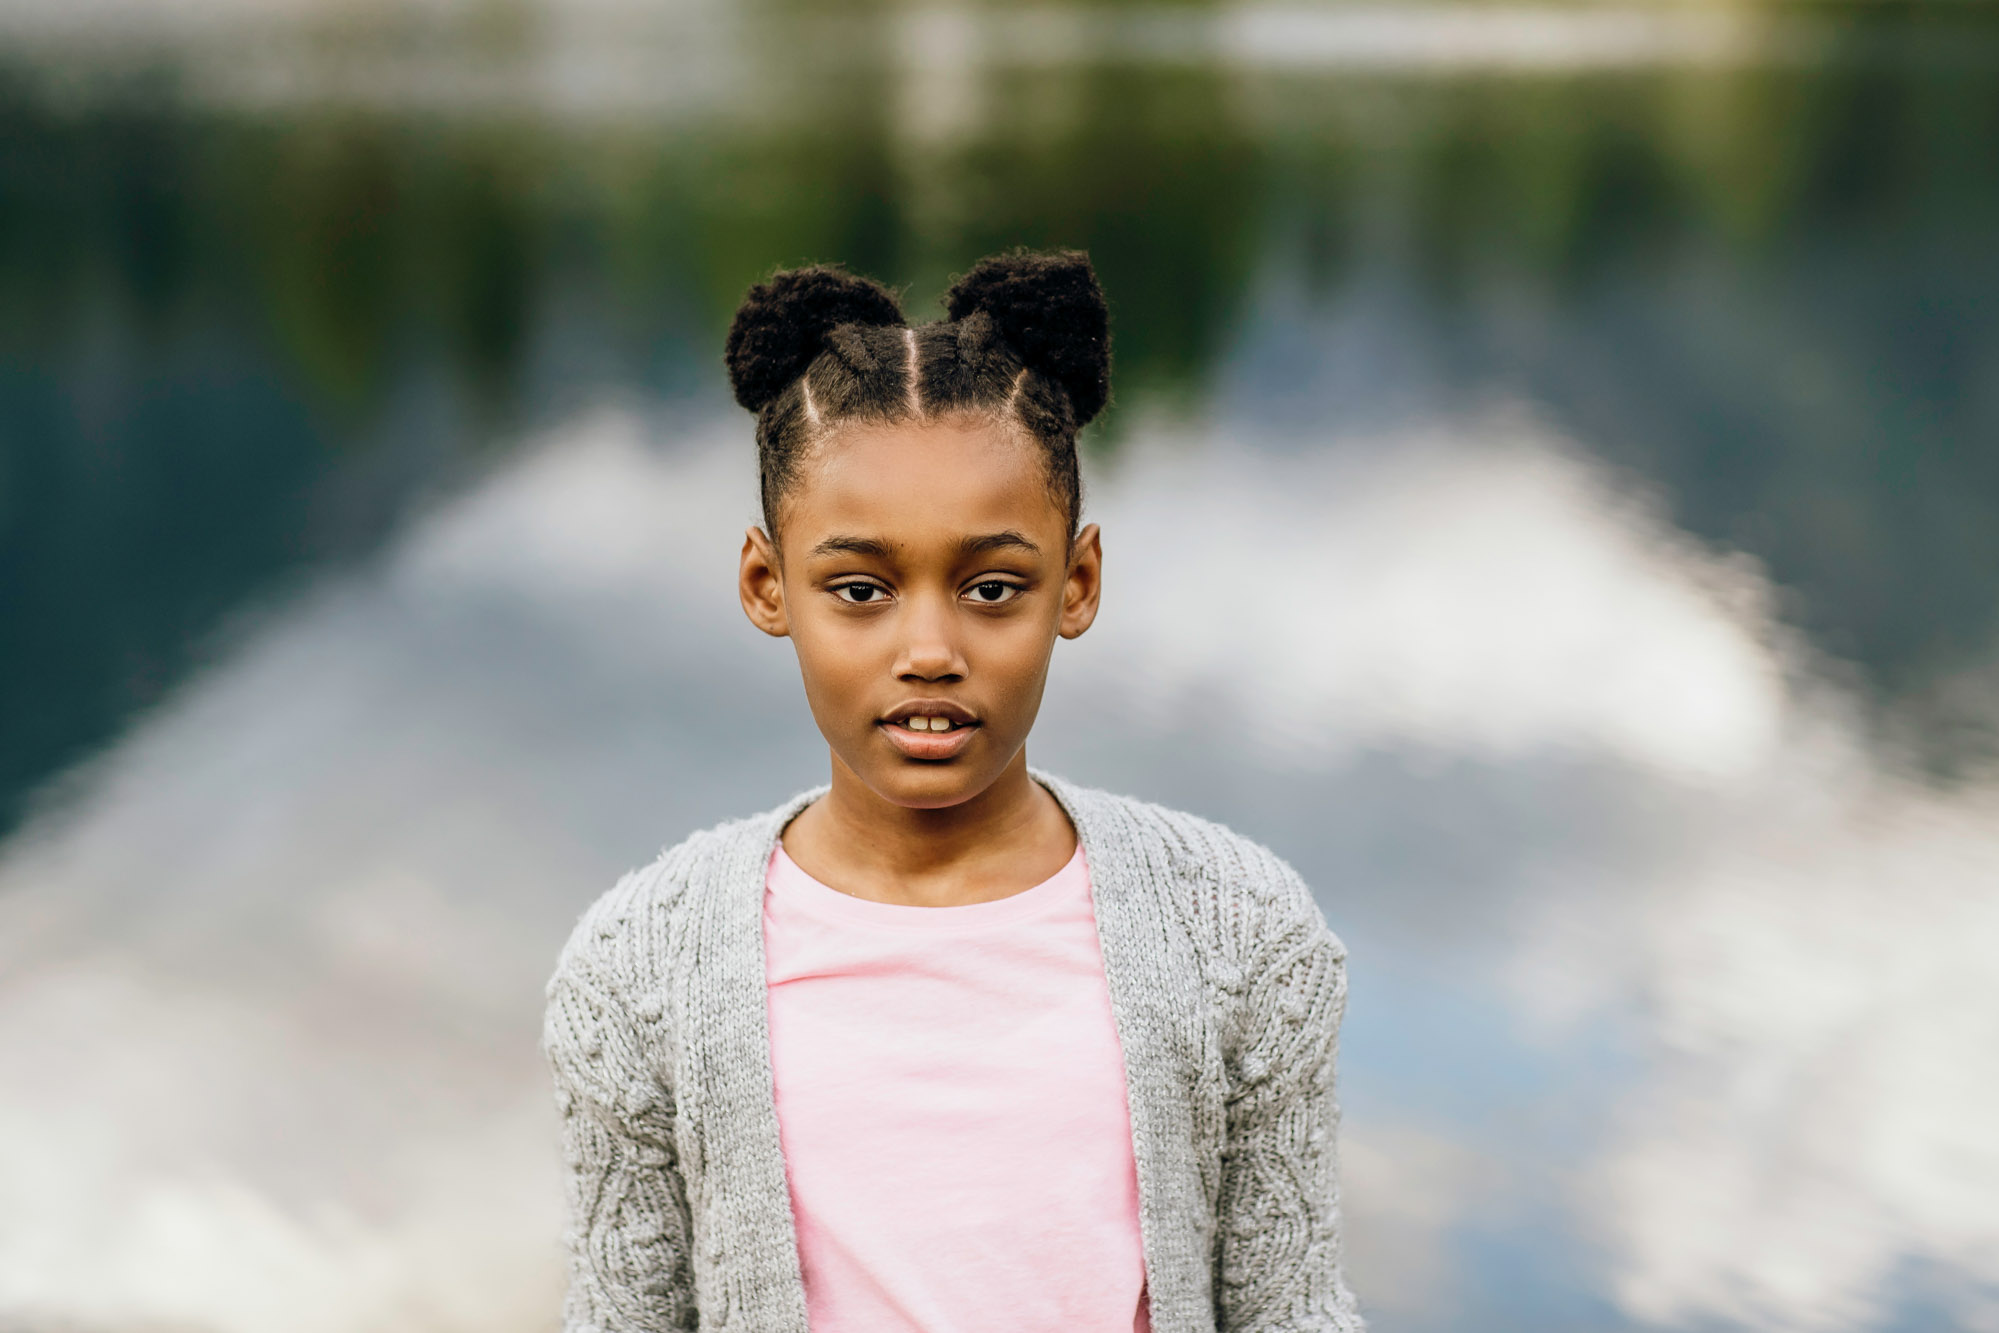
[880,719,979,761]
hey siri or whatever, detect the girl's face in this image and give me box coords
[738,417,1102,810]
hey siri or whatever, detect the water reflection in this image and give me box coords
[5,5,1999,1331]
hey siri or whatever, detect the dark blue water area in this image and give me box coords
[2,323,447,825]
[0,280,722,836]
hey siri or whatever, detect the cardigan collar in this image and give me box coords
[733,768,1109,882]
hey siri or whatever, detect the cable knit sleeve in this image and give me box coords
[543,880,698,1333]
[1213,858,1365,1333]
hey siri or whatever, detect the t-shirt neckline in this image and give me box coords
[766,842,1088,931]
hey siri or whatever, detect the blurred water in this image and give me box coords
[3,5,1999,1332]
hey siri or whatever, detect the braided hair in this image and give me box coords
[724,249,1111,541]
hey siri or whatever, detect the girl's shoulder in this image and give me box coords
[547,789,820,997]
[1039,773,1347,965]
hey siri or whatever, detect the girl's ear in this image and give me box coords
[740,526,790,637]
[1059,523,1103,640]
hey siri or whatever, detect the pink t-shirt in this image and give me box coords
[762,842,1150,1333]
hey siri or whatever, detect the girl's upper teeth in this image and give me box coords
[910,716,950,731]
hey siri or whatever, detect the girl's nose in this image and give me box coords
[893,593,969,682]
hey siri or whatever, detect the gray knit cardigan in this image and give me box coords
[543,771,1365,1333]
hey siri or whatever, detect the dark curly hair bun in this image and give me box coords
[725,264,906,413]
[944,249,1111,426]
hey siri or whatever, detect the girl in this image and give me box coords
[543,250,1364,1333]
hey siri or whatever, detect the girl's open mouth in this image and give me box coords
[880,707,980,760]
[895,715,968,733]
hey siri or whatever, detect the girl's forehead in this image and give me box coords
[807,416,1031,475]
[788,419,1066,540]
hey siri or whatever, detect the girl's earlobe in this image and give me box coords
[739,525,792,638]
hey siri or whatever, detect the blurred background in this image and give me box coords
[3,0,1999,1329]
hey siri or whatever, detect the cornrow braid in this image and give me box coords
[723,250,1111,540]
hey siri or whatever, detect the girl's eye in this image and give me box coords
[833,583,888,604]
[967,581,1021,605]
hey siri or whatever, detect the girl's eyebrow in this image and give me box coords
[808,535,899,559]
[807,532,1040,559]
[960,531,1041,556]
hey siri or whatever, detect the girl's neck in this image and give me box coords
[780,751,1079,907]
